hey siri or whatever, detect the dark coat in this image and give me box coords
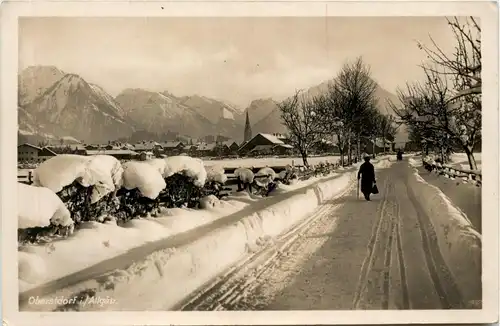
[358,161,376,194]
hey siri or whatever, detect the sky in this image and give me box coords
[19,17,459,108]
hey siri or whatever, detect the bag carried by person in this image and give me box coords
[372,183,379,194]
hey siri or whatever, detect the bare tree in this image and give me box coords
[393,17,481,170]
[377,114,397,154]
[418,17,481,102]
[315,57,378,165]
[391,67,480,169]
[278,90,322,167]
[313,83,349,166]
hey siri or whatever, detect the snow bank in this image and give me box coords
[18,183,73,229]
[199,195,221,209]
[19,250,48,285]
[205,165,227,184]
[408,167,481,306]
[163,156,207,187]
[121,161,166,199]
[19,168,356,311]
[374,158,393,169]
[234,168,254,183]
[33,154,124,204]
[409,157,423,168]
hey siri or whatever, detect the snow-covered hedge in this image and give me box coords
[20,155,344,242]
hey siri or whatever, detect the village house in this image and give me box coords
[238,133,294,156]
[195,143,217,157]
[134,141,163,153]
[47,144,87,155]
[84,144,100,150]
[363,138,395,155]
[161,141,185,155]
[221,140,240,155]
[18,143,57,163]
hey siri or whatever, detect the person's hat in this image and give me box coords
[363,153,371,159]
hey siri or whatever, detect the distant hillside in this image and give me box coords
[18,65,406,144]
[247,78,407,143]
[19,72,134,143]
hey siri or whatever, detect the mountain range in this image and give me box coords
[17,65,406,145]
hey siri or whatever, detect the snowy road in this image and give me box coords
[184,160,481,311]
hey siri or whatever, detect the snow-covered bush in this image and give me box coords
[18,183,74,244]
[18,183,72,229]
[234,168,254,184]
[158,174,205,209]
[33,154,91,192]
[32,154,125,223]
[203,165,228,199]
[205,165,227,184]
[254,167,276,187]
[234,168,255,192]
[122,161,166,200]
[115,161,167,220]
[163,156,207,187]
[253,167,278,197]
[277,165,299,185]
[144,158,168,177]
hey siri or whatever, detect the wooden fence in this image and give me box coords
[423,160,482,186]
[18,171,33,185]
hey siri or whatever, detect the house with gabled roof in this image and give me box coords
[18,143,58,163]
[238,133,294,156]
[161,141,185,155]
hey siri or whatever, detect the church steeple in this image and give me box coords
[244,110,252,142]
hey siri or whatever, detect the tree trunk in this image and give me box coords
[337,134,344,166]
[464,145,477,171]
[338,147,344,166]
[301,150,309,167]
[372,137,376,158]
[347,134,352,165]
[356,134,361,161]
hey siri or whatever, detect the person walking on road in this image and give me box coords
[358,154,376,201]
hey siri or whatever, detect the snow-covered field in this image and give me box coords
[449,152,482,171]
[18,156,361,295]
[203,155,341,168]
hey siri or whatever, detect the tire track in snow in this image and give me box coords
[180,179,357,311]
[381,188,396,310]
[351,176,391,309]
[404,175,465,309]
[394,196,410,309]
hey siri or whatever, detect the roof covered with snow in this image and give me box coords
[162,141,184,148]
[259,133,285,144]
[18,143,42,151]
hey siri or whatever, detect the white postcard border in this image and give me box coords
[1,1,498,325]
